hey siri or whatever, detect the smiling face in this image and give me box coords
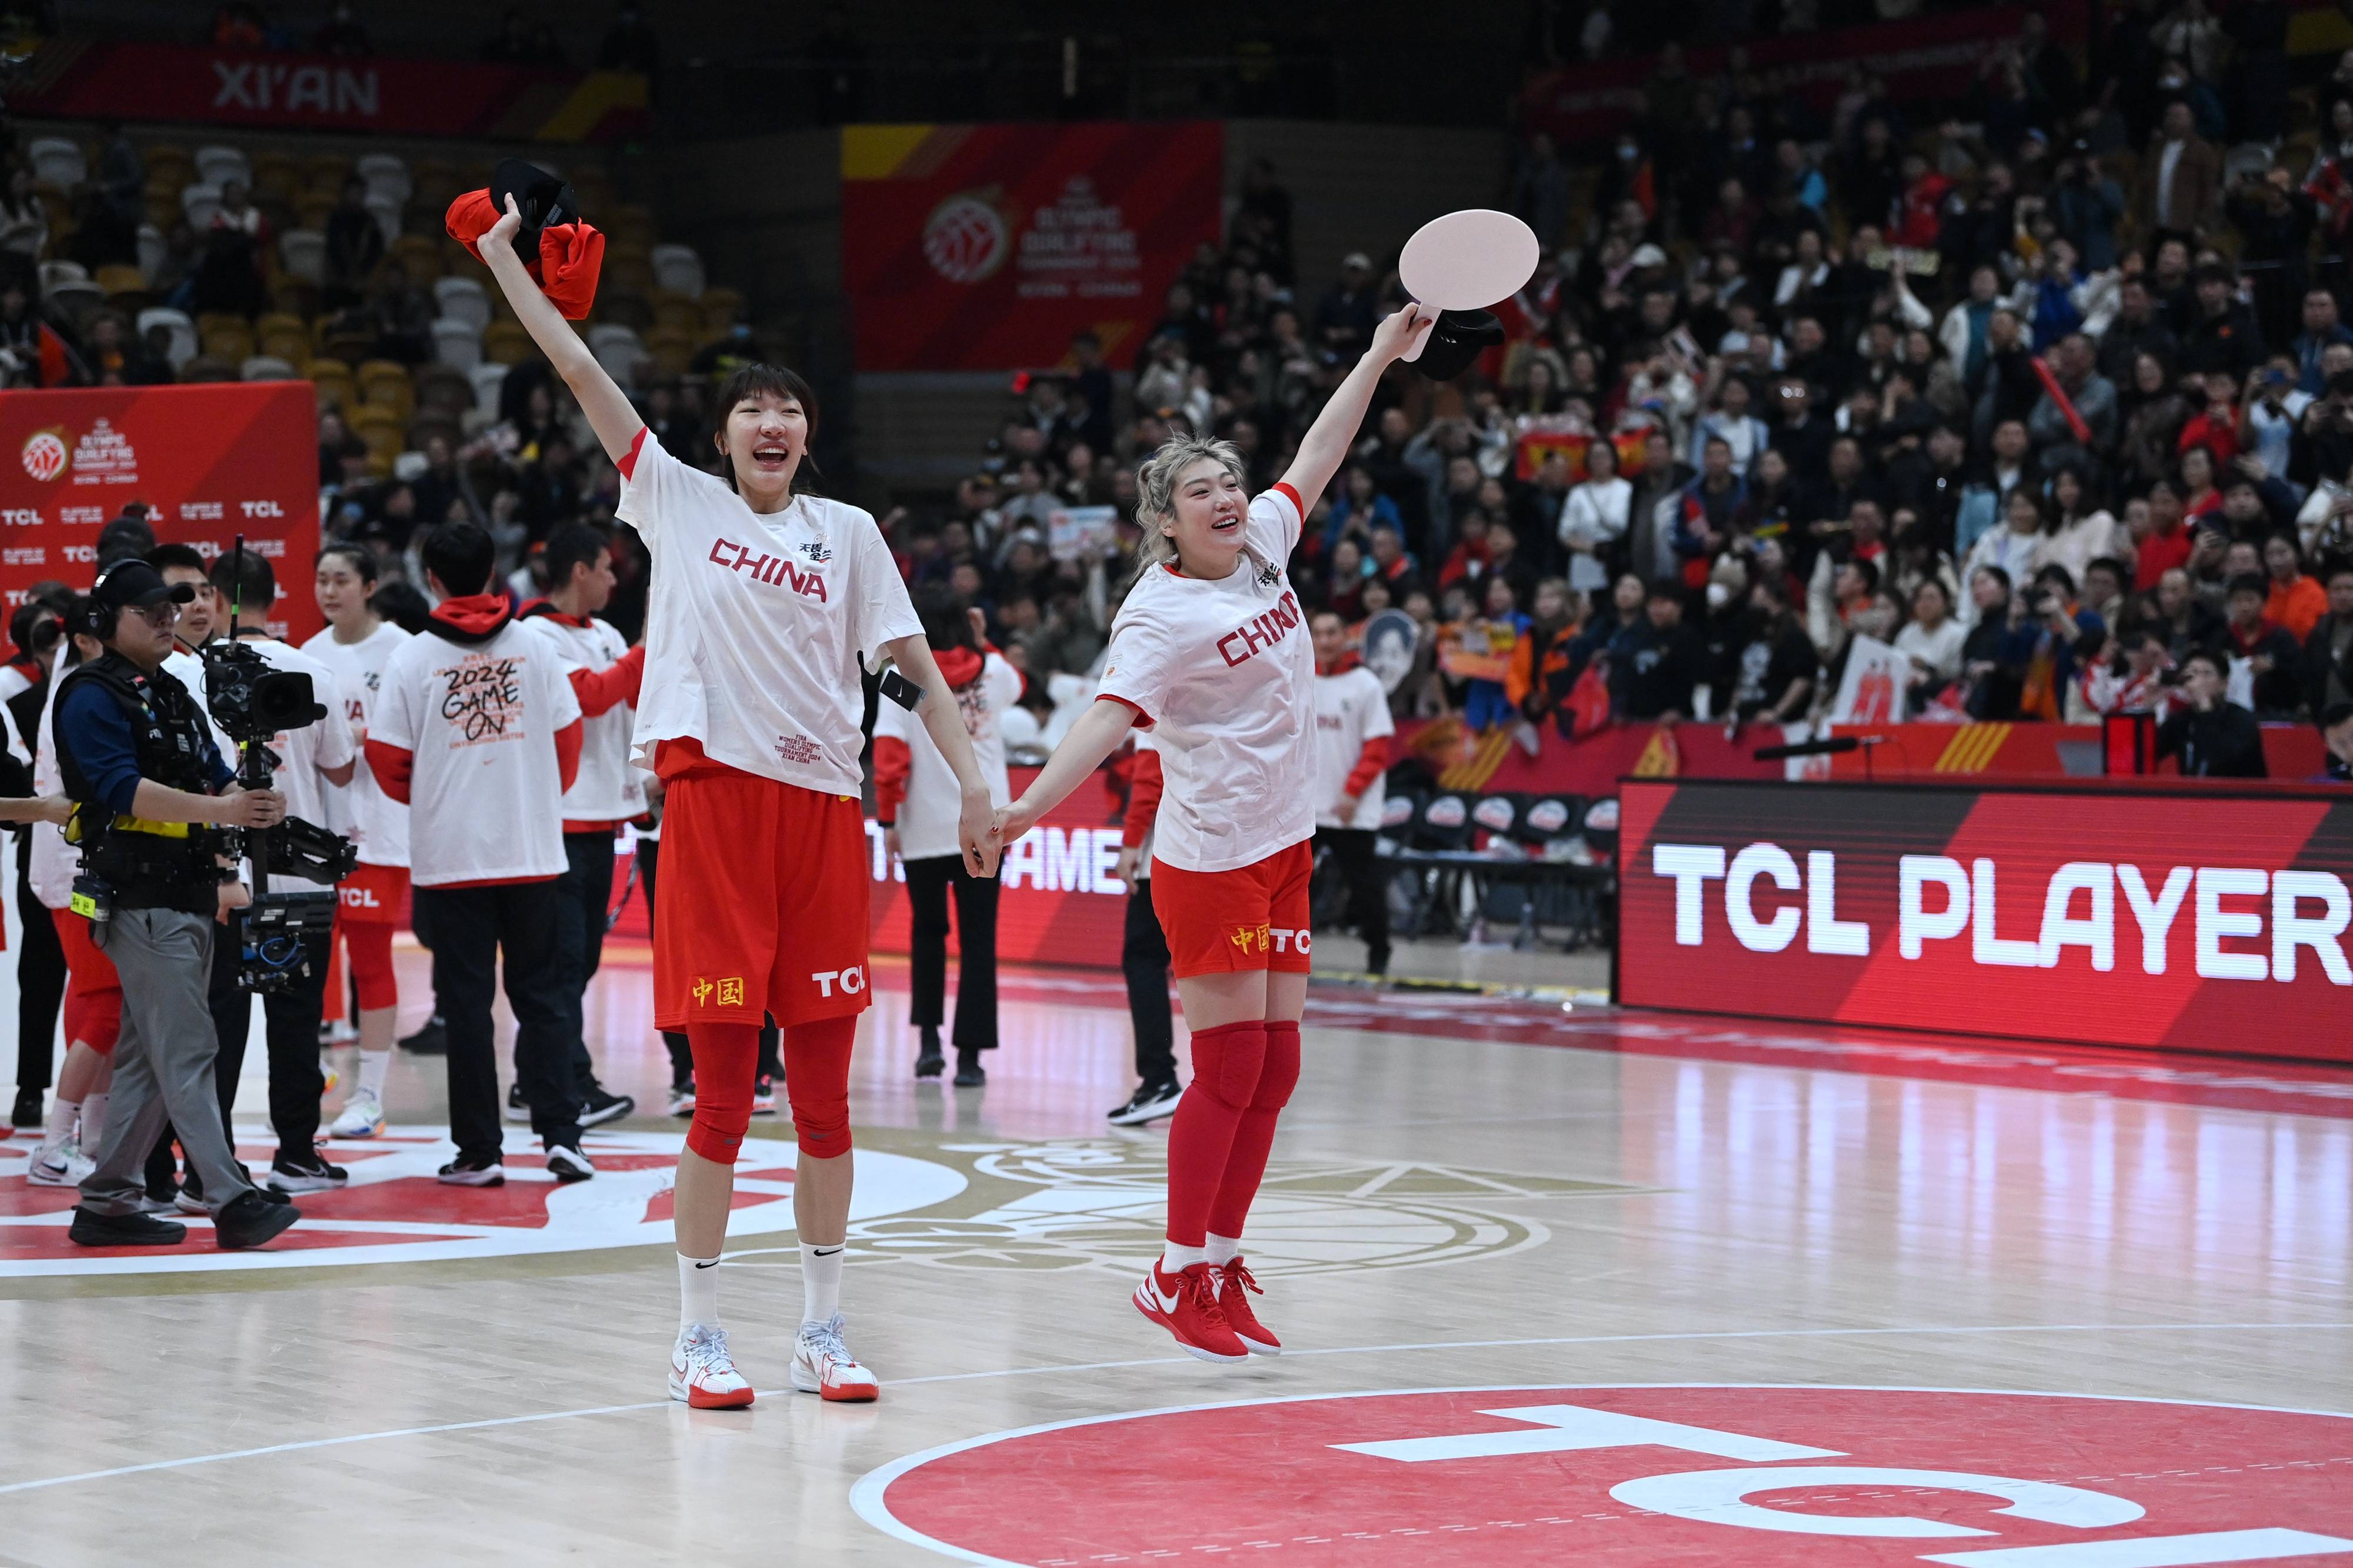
[714,388,809,509]
[1162,455,1249,573]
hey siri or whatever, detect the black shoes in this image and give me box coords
[915,1026,945,1079]
[10,1086,42,1130]
[1108,1080,1184,1126]
[398,1016,448,1055]
[579,1087,635,1127]
[953,1047,986,1087]
[214,1190,301,1250]
[436,1154,505,1186]
[69,1206,188,1247]
[267,1154,349,1194]
[545,1143,596,1183]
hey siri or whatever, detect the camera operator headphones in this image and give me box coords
[75,559,197,643]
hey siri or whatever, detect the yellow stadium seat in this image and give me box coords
[388,233,441,281]
[201,322,255,363]
[348,405,405,465]
[305,359,355,411]
[95,264,148,298]
[482,320,533,366]
[252,152,301,202]
[356,358,414,418]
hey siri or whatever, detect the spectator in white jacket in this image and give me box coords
[1558,438,1633,593]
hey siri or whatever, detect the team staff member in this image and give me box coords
[367,522,589,1187]
[995,301,1434,1363]
[55,561,299,1251]
[1104,732,1182,1127]
[514,521,644,1129]
[305,544,415,1138]
[476,190,1000,1409]
[1309,610,1394,976]
[873,591,1018,1086]
[200,549,356,1195]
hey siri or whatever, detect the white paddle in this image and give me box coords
[1394,208,1541,362]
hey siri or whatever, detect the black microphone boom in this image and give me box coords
[1752,735,1867,762]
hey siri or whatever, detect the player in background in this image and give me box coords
[478,192,1000,1410]
[993,301,1434,1363]
[873,590,1018,1085]
[7,593,72,1135]
[514,521,645,1129]
[199,549,358,1195]
[366,521,589,1188]
[304,545,414,1139]
[1309,610,1394,976]
[1104,731,1181,1126]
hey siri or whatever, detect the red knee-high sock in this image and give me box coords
[1164,1020,1267,1247]
[684,1020,764,1165]
[1208,1020,1299,1241]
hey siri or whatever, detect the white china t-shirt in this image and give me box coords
[1312,663,1393,831]
[520,611,646,825]
[300,621,414,868]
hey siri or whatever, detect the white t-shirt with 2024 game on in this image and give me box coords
[370,618,581,888]
[1095,483,1315,875]
[614,428,922,796]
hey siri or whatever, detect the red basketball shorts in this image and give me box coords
[337,862,409,925]
[1150,840,1314,980]
[652,758,875,1033]
[52,906,121,1055]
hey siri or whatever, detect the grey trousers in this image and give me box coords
[78,908,255,1218]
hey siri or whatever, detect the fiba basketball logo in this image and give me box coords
[20,429,65,483]
[923,194,1009,283]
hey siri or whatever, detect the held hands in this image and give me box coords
[988,795,1041,853]
[218,787,287,829]
[958,785,1003,879]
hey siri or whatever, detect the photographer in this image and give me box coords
[54,561,299,1250]
[199,548,358,1195]
[2157,649,2269,778]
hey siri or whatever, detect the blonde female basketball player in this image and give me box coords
[480,195,1000,1407]
[992,300,1435,1361]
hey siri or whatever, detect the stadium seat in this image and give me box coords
[469,361,509,419]
[178,353,238,384]
[364,191,404,245]
[256,313,309,365]
[587,322,643,361]
[301,153,350,191]
[26,136,85,191]
[181,183,224,231]
[1510,794,1584,850]
[592,336,643,391]
[279,229,327,287]
[356,359,415,418]
[433,316,483,371]
[251,152,301,202]
[136,223,166,283]
[201,320,255,363]
[46,276,104,325]
[38,259,88,294]
[347,405,405,468]
[389,233,442,281]
[137,307,198,369]
[699,286,745,335]
[407,410,462,455]
[305,358,355,410]
[195,145,252,192]
[355,152,412,206]
[594,288,652,333]
[1376,790,1419,845]
[1410,792,1478,852]
[433,275,491,332]
[645,327,695,377]
[482,319,533,366]
[651,292,702,336]
[316,318,376,367]
[241,354,297,382]
[604,253,654,299]
[94,263,148,300]
[650,244,705,299]
[144,143,194,185]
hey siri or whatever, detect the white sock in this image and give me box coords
[79,1092,108,1152]
[678,1250,721,1331]
[1206,1233,1241,1267]
[1160,1239,1208,1274]
[801,1242,844,1327]
[358,1050,390,1101]
[39,1096,79,1158]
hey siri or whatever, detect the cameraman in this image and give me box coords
[55,560,299,1250]
[199,547,357,1196]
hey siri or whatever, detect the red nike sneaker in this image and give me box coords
[1215,1256,1281,1355]
[1133,1260,1248,1363]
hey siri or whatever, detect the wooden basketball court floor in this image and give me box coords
[1,945,2349,1566]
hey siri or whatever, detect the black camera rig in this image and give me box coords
[206,536,358,993]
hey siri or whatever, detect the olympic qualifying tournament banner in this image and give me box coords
[1617,779,2353,1062]
[841,122,1224,372]
[0,382,322,642]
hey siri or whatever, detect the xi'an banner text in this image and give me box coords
[842,121,1224,372]
[0,382,323,642]
[14,40,648,141]
[1520,2,2089,146]
[1618,779,2353,1061]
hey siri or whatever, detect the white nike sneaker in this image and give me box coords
[669,1323,754,1409]
[791,1313,879,1402]
[25,1143,91,1186]
[328,1093,385,1139]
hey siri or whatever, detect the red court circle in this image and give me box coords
[854,1384,2353,1567]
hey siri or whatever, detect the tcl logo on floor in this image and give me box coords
[855,1386,2353,1566]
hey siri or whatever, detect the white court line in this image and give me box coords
[0,1319,2344,1499]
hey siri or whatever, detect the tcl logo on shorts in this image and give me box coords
[1229,926,1310,956]
[338,885,381,909]
[811,966,865,998]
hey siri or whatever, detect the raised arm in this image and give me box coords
[881,633,1003,878]
[477,195,644,466]
[1278,302,1435,514]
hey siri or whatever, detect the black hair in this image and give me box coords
[541,521,611,589]
[94,515,156,571]
[422,522,497,598]
[209,546,276,620]
[2227,571,2268,599]
[1844,556,1881,593]
[315,542,377,584]
[709,362,822,496]
[2034,563,2077,597]
[2181,648,2225,676]
[2085,555,2129,585]
[146,542,208,576]
[912,582,978,655]
[370,579,433,635]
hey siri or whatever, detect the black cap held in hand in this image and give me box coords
[1413,308,1507,381]
[488,158,579,268]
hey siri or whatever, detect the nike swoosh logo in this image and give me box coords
[1146,1279,1181,1312]
[694,1260,721,1269]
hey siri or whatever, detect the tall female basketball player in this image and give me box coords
[993,300,1434,1361]
[481,195,1000,1406]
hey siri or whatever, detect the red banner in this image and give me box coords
[841,122,1224,372]
[13,40,647,141]
[1519,2,2089,145]
[1618,779,2353,1060]
[0,382,322,641]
